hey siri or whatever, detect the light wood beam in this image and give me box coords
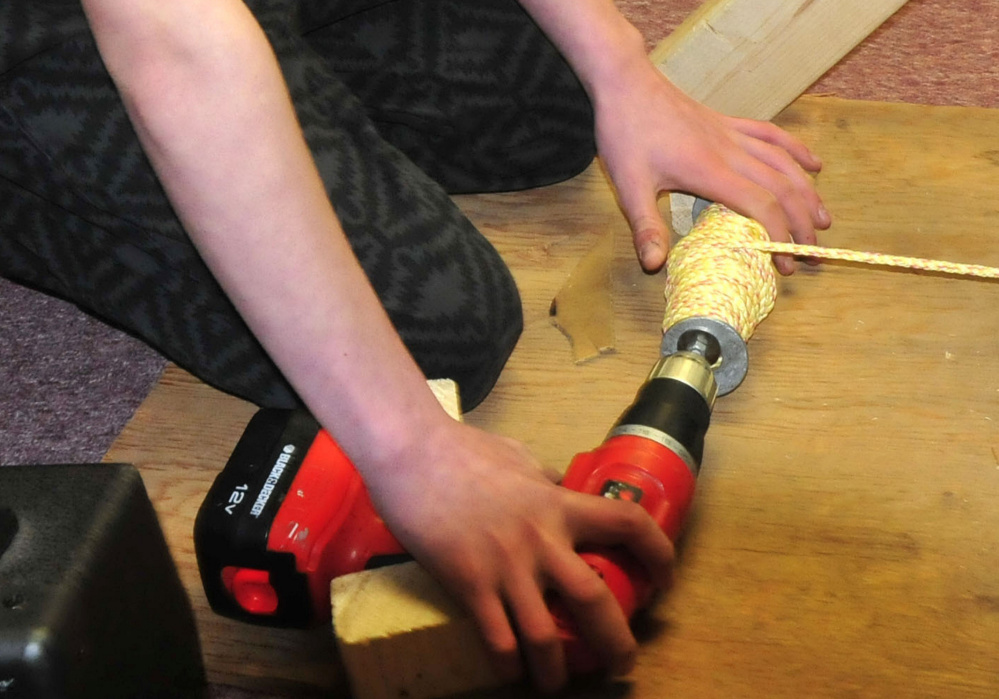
[332,562,498,699]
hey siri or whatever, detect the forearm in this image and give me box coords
[517,0,650,101]
[76,6,680,689]
[81,0,447,470]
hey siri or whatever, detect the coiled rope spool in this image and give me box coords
[661,203,999,395]
[661,204,774,395]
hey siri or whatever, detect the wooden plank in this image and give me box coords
[632,96,999,699]
[328,382,481,699]
[332,562,498,699]
[652,0,910,120]
[106,96,999,697]
[653,0,910,235]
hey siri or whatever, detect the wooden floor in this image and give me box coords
[105,95,999,698]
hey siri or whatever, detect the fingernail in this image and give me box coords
[640,240,664,269]
[818,204,831,227]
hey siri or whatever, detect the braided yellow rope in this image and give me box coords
[744,240,999,279]
[663,205,776,340]
[663,204,999,340]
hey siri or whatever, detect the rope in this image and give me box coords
[742,240,999,279]
[663,205,776,340]
[663,204,999,340]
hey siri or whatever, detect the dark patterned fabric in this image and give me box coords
[0,1,88,77]
[0,0,596,409]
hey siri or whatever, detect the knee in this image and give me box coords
[450,280,523,410]
[389,243,524,411]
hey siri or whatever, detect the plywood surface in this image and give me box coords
[105,95,999,697]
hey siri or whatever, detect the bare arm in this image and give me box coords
[519,0,831,274]
[80,0,674,692]
[79,0,445,458]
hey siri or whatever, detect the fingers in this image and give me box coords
[691,166,792,275]
[734,132,830,236]
[503,530,648,689]
[606,110,830,277]
[617,134,829,276]
[466,570,576,694]
[565,492,675,586]
[504,571,568,693]
[729,116,823,174]
[535,496,672,681]
[463,561,566,692]
[463,494,673,693]
[548,551,637,676]
[721,119,831,274]
[696,144,830,275]
[466,591,524,684]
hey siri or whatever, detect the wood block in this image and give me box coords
[427,378,462,421]
[329,379,477,699]
[331,562,499,699]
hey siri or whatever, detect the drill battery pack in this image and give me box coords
[194,409,405,628]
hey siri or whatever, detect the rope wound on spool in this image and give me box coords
[663,204,777,340]
[660,201,999,395]
[661,204,775,396]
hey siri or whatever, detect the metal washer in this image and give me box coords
[661,317,748,396]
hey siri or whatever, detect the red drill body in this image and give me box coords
[195,352,717,670]
[551,351,716,669]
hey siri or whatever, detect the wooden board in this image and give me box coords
[651,0,910,120]
[105,96,999,697]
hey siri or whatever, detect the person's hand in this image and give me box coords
[360,417,675,693]
[591,57,832,275]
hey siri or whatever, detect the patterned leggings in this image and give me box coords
[0,0,595,410]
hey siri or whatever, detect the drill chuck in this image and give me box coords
[608,352,716,475]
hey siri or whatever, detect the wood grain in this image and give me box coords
[105,96,999,697]
[332,561,499,699]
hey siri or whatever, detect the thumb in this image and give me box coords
[616,181,669,272]
[628,212,669,273]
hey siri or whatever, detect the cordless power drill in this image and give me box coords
[194,318,744,669]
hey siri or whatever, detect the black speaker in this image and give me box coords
[0,463,206,698]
